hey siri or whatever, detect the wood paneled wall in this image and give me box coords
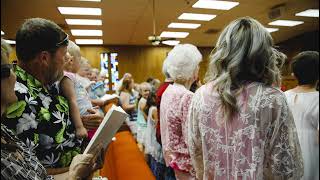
[79,45,212,84]
[7,30,318,86]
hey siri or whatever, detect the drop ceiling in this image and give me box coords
[1,0,319,47]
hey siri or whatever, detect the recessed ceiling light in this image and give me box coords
[75,39,103,44]
[1,31,4,35]
[168,23,201,29]
[265,28,279,33]
[58,7,102,15]
[66,19,102,25]
[162,40,180,46]
[160,31,189,38]
[4,39,15,45]
[178,13,216,21]
[268,20,304,27]
[295,9,319,17]
[71,29,102,36]
[192,0,239,10]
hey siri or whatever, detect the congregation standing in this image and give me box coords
[1,16,319,180]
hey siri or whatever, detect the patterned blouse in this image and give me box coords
[2,65,82,168]
[188,82,304,180]
[160,83,195,175]
[1,124,53,180]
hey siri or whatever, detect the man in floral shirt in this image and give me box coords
[2,18,103,171]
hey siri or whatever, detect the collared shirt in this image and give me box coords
[3,65,82,168]
[1,124,54,180]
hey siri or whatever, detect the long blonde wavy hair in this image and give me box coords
[205,17,286,120]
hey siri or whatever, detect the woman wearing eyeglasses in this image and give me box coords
[1,39,102,179]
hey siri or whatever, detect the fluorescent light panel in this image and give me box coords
[192,0,239,10]
[71,29,102,36]
[58,7,101,15]
[268,20,304,27]
[75,39,103,44]
[162,40,180,46]
[160,31,189,38]
[178,13,216,21]
[168,23,201,29]
[71,0,101,2]
[66,19,102,25]
[1,31,4,35]
[4,39,15,45]
[295,9,319,17]
[265,28,279,33]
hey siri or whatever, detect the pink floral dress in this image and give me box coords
[160,83,195,177]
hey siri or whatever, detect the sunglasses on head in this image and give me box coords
[55,34,69,47]
[1,63,16,79]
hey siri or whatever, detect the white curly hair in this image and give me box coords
[165,44,202,82]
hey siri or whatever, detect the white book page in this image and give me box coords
[83,105,128,154]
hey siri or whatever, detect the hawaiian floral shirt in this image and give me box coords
[2,65,82,168]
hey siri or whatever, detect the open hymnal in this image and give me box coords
[83,105,128,154]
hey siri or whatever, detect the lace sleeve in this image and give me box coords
[187,90,204,180]
[264,93,304,179]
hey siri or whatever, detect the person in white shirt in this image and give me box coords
[285,51,319,180]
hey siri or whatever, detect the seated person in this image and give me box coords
[1,38,103,180]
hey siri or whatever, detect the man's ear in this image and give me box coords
[38,51,51,67]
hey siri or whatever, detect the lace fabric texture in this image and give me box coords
[160,84,195,175]
[188,82,304,180]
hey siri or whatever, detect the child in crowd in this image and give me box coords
[136,82,152,151]
[119,76,138,137]
[144,92,165,179]
[88,68,106,99]
[60,50,90,139]
[285,51,319,180]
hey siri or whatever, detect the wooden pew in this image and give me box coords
[96,98,155,180]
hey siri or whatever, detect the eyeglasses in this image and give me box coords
[55,34,69,47]
[1,63,16,79]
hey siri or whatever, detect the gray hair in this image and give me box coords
[165,44,202,82]
[205,16,286,120]
[1,39,12,64]
[162,60,171,78]
[91,68,99,74]
[140,82,152,91]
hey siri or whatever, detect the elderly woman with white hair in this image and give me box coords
[187,17,303,180]
[160,44,202,180]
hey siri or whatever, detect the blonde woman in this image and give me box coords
[187,17,303,180]
[160,44,202,180]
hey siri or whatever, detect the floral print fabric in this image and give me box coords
[188,82,304,180]
[160,83,195,175]
[3,65,82,168]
